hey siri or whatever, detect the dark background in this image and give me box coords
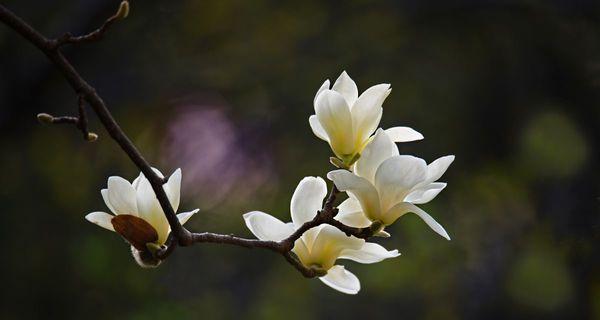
[0,0,599,319]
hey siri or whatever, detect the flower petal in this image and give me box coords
[291,176,328,227]
[313,79,330,107]
[315,90,355,157]
[327,170,381,221]
[386,202,450,240]
[164,168,182,212]
[136,174,170,244]
[385,126,424,142]
[332,71,358,107]
[424,155,455,184]
[310,225,364,269]
[335,197,371,228]
[309,115,329,142]
[405,182,447,204]
[101,189,117,215]
[151,167,165,179]
[354,128,398,183]
[319,265,360,294]
[132,172,143,190]
[85,211,115,231]
[374,156,427,211]
[339,242,400,264]
[107,176,138,215]
[242,211,294,242]
[352,83,390,145]
[177,208,199,225]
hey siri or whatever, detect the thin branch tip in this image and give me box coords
[51,0,130,48]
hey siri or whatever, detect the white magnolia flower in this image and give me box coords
[309,71,423,165]
[243,176,399,294]
[327,129,454,240]
[85,168,199,249]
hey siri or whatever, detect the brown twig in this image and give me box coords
[51,1,129,49]
[36,96,98,142]
[0,3,379,278]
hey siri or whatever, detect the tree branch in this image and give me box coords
[0,3,190,246]
[0,3,379,278]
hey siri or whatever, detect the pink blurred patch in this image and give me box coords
[162,103,275,208]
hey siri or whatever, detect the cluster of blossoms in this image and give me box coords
[244,72,454,293]
[85,71,453,294]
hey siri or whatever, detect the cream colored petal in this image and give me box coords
[354,128,398,183]
[385,202,450,240]
[135,174,170,244]
[292,237,311,266]
[131,172,144,190]
[291,176,328,227]
[335,211,372,228]
[327,170,381,221]
[309,115,330,142]
[319,265,360,294]
[424,155,455,185]
[332,71,358,107]
[310,225,364,269]
[101,189,117,215]
[339,242,400,264]
[335,197,371,228]
[313,79,331,108]
[351,84,390,145]
[384,126,424,142]
[290,177,328,252]
[242,211,294,242]
[315,90,355,157]
[177,209,199,225]
[85,211,115,231]
[164,168,182,212]
[405,182,447,204]
[374,156,427,211]
[107,176,138,215]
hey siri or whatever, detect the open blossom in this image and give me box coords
[309,71,424,165]
[85,168,199,252]
[327,129,454,240]
[243,177,399,294]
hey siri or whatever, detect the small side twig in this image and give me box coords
[36,95,98,142]
[51,1,129,49]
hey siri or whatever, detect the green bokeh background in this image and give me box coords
[0,1,598,319]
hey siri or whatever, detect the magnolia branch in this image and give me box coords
[0,2,189,246]
[52,1,130,48]
[0,2,377,278]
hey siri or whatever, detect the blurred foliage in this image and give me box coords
[0,0,599,319]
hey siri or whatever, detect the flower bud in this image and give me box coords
[85,132,98,142]
[116,1,129,19]
[37,113,54,124]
